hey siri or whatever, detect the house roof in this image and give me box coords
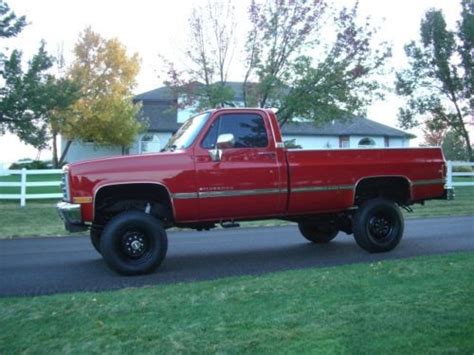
[134,86,175,102]
[134,84,413,138]
[133,81,290,103]
[138,103,180,132]
[282,116,414,138]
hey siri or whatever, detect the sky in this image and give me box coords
[0,0,464,164]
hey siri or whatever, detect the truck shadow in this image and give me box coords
[0,235,427,297]
[160,239,371,281]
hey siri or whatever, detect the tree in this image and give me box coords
[0,41,81,166]
[396,1,474,160]
[162,0,390,128]
[274,2,391,125]
[63,27,143,158]
[0,0,26,41]
[45,76,82,167]
[442,130,470,161]
[421,119,447,146]
[0,0,40,142]
[0,43,52,148]
[165,1,236,109]
[0,1,81,165]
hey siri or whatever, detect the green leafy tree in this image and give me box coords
[243,0,390,123]
[0,41,81,167]
[63,27,143,156]
[442,130,470,161]
[0,2,81,165]
[0,0,40,143]
[0,0,25,41]
[396,1,473,160]
[0,43,52,148]
[45,76,82,167]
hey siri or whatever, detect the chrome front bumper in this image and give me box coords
[57,202,88,232]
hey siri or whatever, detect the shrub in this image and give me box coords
[452,165,473,173]
[9,160,51,170]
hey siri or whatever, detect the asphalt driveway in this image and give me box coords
[0,216,473,297]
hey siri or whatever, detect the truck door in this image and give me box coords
[194,111,285,220]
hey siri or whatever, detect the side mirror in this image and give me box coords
[209,133,235,162]
[208,148,222,162]
[216,133,235,149]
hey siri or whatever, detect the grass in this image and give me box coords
[0,201,69,237]
[406,185,474,218]
[0,185,472,239]
[0,252,473,353]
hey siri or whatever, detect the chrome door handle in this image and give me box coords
[257,151,276,157]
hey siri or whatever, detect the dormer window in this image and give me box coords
[358,137,376,148]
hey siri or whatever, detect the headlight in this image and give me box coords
[61,168,71,202]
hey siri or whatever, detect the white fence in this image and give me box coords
[0,168,62,207]
[445,161,474,189]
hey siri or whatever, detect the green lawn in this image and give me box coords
[1,252,473,353]
[0,201,69,237]
[407,185,474,218]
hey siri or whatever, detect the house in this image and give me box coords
[62,83,414,163]
[281,117,412,149]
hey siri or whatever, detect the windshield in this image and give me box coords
[163,112,210,151]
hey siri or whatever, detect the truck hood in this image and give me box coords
[67,151,190,188]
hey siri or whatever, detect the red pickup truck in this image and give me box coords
[57,108,448,275]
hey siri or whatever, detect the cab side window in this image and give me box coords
[202,114,268,149]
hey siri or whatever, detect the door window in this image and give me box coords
[202,114,268,149]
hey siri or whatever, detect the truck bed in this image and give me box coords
[286,147,446,215]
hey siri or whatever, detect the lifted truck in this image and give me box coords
[57,108,449,275]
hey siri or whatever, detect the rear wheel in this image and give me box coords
[298,222,338,243]
[353,198,404,253]
[100,211,168,275]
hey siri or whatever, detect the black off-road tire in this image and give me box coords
[353,198,404,253]
[100,211,168,275]
[298,222,339,243]
[90,227,102,255]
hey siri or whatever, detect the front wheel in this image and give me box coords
[353,198,404,253]
[90,227,102,255]
[298,222,339,243]
[100,211,168,275]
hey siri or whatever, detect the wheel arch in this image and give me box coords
[93,182,175,224]
[353,175,413,206]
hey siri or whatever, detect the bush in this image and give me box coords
[453,165,473,173]
[9,160,51,170]
[284,139,302,149]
